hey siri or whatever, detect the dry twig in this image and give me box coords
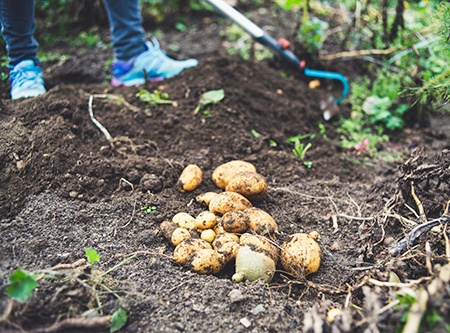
[30,315,111,333]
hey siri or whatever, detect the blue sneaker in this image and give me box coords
[111,37,198,87]
[10,60,46,100]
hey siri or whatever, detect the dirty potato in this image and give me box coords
[187,248,223,274]
[171,227,191,246]
[172,212,196,229]
[160,220,178,242]
[212,160,257,189]
[240,233,279,262]
[196,192,219,207]
[209,191,253,215]
[280,232,321,277]
[172,238,212,265]
[212,232,240,250]
[195,211,217,230]
[245,207,278,236]
[221,210,249,233]
[217,241,239,265]
[225,171,268,201]
[178,164,202,192]
[200,229,217,243]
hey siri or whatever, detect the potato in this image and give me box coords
[213,223,226,235]
[187,248,223,274]
[245,207,278,236]
[160,220,178,242]
[171,227,191,246]
[221,210,249,233]
[232,246,276,283]
[212,160,257,189]
[195,211,217,230]
[172,212,196,229]
[280,232,321,277]
[225,171,268,201]
[200,229,216,243]
[172,238,212,265]
[217,241,239,265]
[209,191,253,215]
[196,192,218,207]
[212,232,240,250]
[178,164,202,192]
[240,233,279,262]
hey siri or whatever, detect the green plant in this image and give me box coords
[141,205,157,214]
[287,134,313,161]
[298,17,329,53]
[194,89,225,114]
[137,89,174,105]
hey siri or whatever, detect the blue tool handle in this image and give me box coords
[304,68,350,104]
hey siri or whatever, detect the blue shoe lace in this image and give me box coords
[111,37,198,86]
[10,60,46,100]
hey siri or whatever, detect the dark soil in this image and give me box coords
[1,9,449,333]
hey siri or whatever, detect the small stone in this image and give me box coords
[250,304,266,315]
[140,174,163,193]
[69,191,79,198]
[16,160,25,170]
[228,289,245,303]
[240,317,251,328]
[330,241,340,251]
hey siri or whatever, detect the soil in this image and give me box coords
[1,8,450,333]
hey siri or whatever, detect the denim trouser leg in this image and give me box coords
[0,0,40,67]
[103,0,148,61]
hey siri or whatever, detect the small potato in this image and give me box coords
[195,211,217,230]
[217,241,239,265]
[212,232,240,250]
[225,171,268,201]
[212,160,257,189]
[245,207,278,236]
[172,212,196,229]
[196,192,219,207]
[172,238,212,265]
[160,220,178,242]
[200,229,216,243]
[280,232,321,278]
[240,233,279,262]
[213,223,226,235]
[209,191,253,215]
[178,164,202,192]
[187,248,223,274]
[171,227,191,246]
[221,210,249,234]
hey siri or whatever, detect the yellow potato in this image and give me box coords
[212,160,257,189]
[195,192,219,207]
[200,229,216,243]
[245,207,278,236]
[195,211,217,230]
[280,232,321,277]
[212,232,240,250]
[225,171,268,201]
[171,227,191,246]
[187,248,223,274]
[172,212,196,229]
[172,238,212,265]
[178,164,202,192]
[217,241,239,265]
[240,233,279,262]
[213,223,226,235]
[221,210,249,234]
[209,191,253,215]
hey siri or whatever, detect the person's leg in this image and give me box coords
[102,0,147,61]
[0,0,40,66]
[103,0,198,86]
[0,0,46,99]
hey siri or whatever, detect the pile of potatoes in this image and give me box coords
[161,160,321,283]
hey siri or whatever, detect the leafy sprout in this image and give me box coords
[194,89,225,114]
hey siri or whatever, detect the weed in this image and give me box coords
[141,205,157,214]
[194,89,225,114]
[287,134,314,161]
[137,89,174,105]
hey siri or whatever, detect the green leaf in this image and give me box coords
[6,269,39,303]
[136,89,174,105]
[194,89,225,114]
[85,248,100,264]
[110,308,128,332]
[251,129,262,138]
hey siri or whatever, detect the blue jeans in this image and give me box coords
[0,0,148,67]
